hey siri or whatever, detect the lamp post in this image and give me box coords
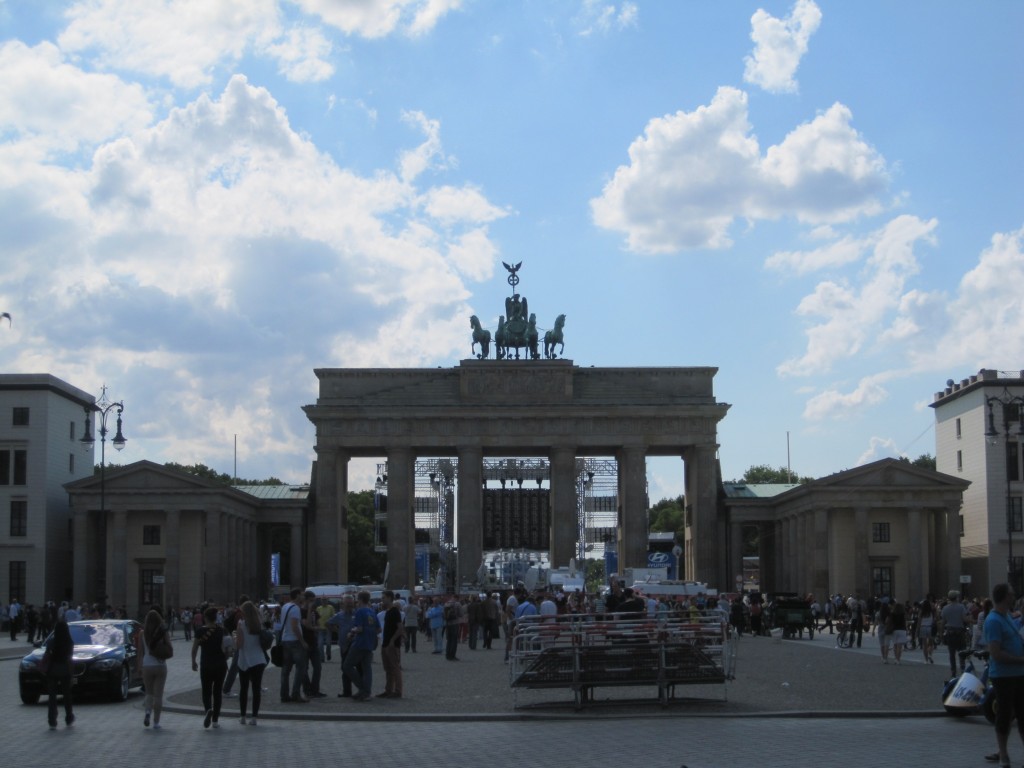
[80,387,126,606]
[985,390,1024,594]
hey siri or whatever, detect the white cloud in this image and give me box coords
[576,1,638,37]
[930,225,1024,371]
[0,71,504,483]
[261,25,335,83]
[803,375,890,421]
[295,0,462,39]
[399,110,449,182]
[743,0,821,94]
[855,435,903,466]
[59,0,281,88]
[765,235,862,274]
[777,215,937,377]
[591,87,889,253]
[0,40,153,153]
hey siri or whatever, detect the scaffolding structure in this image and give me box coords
[373,456,625,587]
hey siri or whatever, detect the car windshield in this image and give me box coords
[68,624,125,648]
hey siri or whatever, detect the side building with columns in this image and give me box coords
[721,458,968,601]
[65,461,309,617]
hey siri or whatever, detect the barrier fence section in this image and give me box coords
[508,613,735,709]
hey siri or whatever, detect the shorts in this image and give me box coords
[890,629,908,646]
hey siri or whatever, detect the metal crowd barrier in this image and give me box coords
[508,612,735,709]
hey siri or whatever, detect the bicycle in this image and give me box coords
[835,619,852,648]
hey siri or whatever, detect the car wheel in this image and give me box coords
[110,665,130,702]
[20,685,40,705]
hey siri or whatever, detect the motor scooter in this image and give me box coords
[942,649,996,723]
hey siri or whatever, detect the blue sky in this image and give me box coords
[1,0,1022,501]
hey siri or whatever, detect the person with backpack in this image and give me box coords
[342,591,378,702]
[137,608,173,729]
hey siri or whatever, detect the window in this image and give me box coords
[0,449,27,485]
[10,500,27,537]
[139,568,163,608]
[1010,442,1021,482]
[1010,498,1023,534]
[9,561,26,602]
[957,450,963,471]
[11,407,29,426]
[142,525,161,545]
[872,522,891,543]
[69,421,75,441]
[872,566,893,599]
[959,513,965,537]
[956,417,962,439]
[68,453,75,473]
[12,449,26,485]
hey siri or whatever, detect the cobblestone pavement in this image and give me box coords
[0,627,1004,768]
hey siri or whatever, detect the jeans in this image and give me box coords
[303,640,322,695]
[945,629,966,677]
[280,640,308,701]
[199,664,227,722]
[381,644,402,695]
[46,674,73,726]
[468,622,479,650]
[238,663,265,718]
[343,648,373,697]
[432,627,444,653]
[318,628,332,661]
[445,625,459,659]
[404,625,418,652]
[142,665,167,724]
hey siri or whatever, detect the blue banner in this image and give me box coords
[270,552,281,586]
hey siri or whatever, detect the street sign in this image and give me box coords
[960,575,972,584]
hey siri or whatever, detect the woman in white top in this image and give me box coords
[136,610,170,729]
[234,601,267,725]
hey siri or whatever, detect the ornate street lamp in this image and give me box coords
[985,390,1024,594]
[81,385,127,538]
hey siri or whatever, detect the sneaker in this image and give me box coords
[248,718,257,726]
[144,711,151,727]
[240,717,247,726]
[223,691,237,697]
[203,709,213,728]
[65,715,75,727]
[152,723,162,730]
[49,722,57,730]
[212,722,220,729]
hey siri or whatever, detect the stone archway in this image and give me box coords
[304,360,729,589]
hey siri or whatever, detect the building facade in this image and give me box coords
[932,369,1024,597]
[721,459,968,601]
[65,461,309,617]
[0,374,95,606]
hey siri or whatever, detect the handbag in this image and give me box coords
[150,626,174,660]
[270,643,283,667]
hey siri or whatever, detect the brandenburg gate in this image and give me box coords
[303,263,729,590]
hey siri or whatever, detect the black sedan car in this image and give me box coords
[19,620,144,704]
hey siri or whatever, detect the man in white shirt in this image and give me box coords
[278,589,309,703]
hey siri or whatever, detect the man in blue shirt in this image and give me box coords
[327,595,356,697]
[983,582,1024,767]
[341,591,378,702]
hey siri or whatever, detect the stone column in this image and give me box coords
[72,506,91,606]
[729,519,744,591]
[164,509,180,614]
[289,519,304,589]
[945,503,962,592]
[854,506,869,598]
[812,508,829,602]
[313,449,349,584]
[684,445,718,585]
[386,447,415,590]
[457,446,483,587]
[773,520,784,593]
[549,445,578,568]
[761,521,776,595]
[617,445,648,572]
[205,510,221,601]
[786,516,797,592]
[907,507,923,600]
[797,513,807,594]
[110,510,128,611]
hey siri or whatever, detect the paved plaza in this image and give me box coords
[0,627,1006,767]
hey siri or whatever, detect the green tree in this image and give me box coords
[900,453,936,471]
[346,490,386,583]
[649,495,685,542]
[736,464,813,484]
[162,461,284,486]
[584,557,607,593]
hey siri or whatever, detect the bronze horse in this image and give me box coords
[469,315,491,359]
[544,314,566,359]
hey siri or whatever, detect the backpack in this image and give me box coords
[148,626,174,660]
